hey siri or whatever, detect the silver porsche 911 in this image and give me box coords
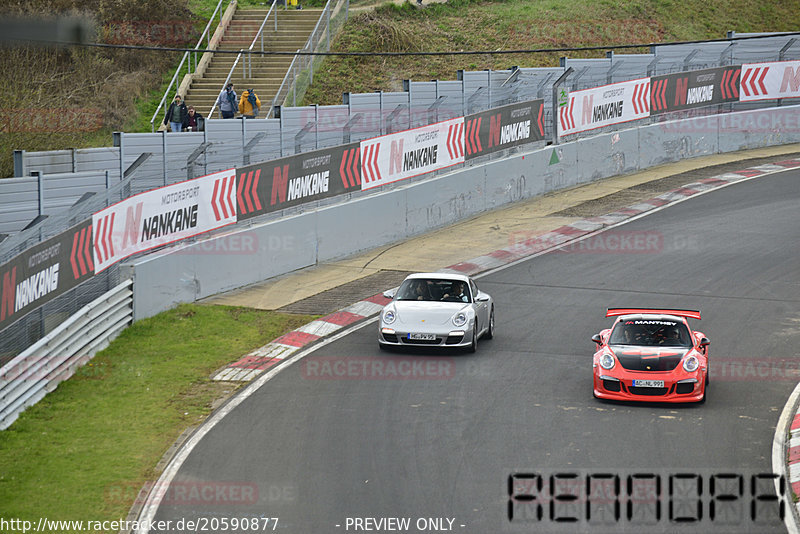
[378,273,494,352]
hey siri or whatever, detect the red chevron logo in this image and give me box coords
[237,170,262,215]
[446,122,464,160]
[70,224,94,279]
[464,117,482,155]
[558,97,576,132]
[741,66,769,97]
[94,213,115,264]
[339,147,361,188]
[211,175,236,221]
[720,67,741,100]
[537,103,544,136]
[650,79,668,112]
[632,81,650,114]
[361,143,382,183]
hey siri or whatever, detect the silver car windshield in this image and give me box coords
[608,319,692,347]
[396,279,471,303]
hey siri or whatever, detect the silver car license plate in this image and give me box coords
[632,379,664,388]
[408,332,436,341]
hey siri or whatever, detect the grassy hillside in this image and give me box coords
[302,0,800,104]
[0,0,200,177]
[0,0,794,176]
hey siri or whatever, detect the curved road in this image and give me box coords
[152,169,800,533]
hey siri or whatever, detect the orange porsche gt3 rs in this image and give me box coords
[592,309,710,403]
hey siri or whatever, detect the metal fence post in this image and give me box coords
[34,171,44,216]
[242,116,247,167]
[552,67,573,145]
[105,170,110,190]
[203,125,209,175]
[114,132,124,185]
[13,150,26,177]
[379,91,384,135]
[162,130,168,186]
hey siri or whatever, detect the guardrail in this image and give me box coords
[0,280,133,430]
[209,0,280,118]
[150,0,233,131]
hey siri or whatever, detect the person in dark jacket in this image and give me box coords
[164,95,188,132]
[182,106,204,132]
[216,83,237,119]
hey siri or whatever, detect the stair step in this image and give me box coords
[177,5,319,116]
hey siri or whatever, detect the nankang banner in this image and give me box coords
[464,99,545,160]
[739,60,800,102]
[360,117,465,190]
[650,66,741,114]
[92,168,237,272]
[235,142,362,221]
[558,78,651,137]
[0,219,94,331]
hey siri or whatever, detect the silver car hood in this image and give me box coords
[392,301,470,326]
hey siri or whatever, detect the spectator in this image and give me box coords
[163,95,188,132]
[217,82,237,119]
[239,88,261,119]
[182,106,204,132]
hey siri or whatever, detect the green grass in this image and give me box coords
[0,304,317,529]
[301,0,800,105]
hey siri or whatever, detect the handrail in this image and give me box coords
[269,0,333,118]
[150,0,232,131]
[210,0,279,118]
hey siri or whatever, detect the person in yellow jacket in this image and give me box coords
[239,88,261,119]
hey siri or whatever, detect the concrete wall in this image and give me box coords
[125,105,800,320]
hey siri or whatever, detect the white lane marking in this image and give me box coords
[140,163,800,532]
[137,317,379,533]
[480,165,800,277]
[773,381,800,534]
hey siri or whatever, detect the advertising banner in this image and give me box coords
[0,219,94,331]
[92,168,237,273]
[235,143,362,222]
[650,66,741,114]
[360,118,465,190]
[558,78,651,137]
[739,60,800,102]
[464,99,545,160]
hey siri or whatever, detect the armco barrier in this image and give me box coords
[0,279,133,430]
[123,104,800,320]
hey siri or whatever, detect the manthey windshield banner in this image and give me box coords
[0,219,94,331]
[558,78,651,137]
[650,66,741,114]
[739,60,800,102]
[92,168,237,272]
[359,117,465,190]
[464,99,545,160]
[235,142,362,221]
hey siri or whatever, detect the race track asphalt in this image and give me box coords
[152,168,800,534]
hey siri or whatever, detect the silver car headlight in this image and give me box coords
[683,355,699,372]
[599,353,615,370]
[383,309,396,324]
[452,312,468,327]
